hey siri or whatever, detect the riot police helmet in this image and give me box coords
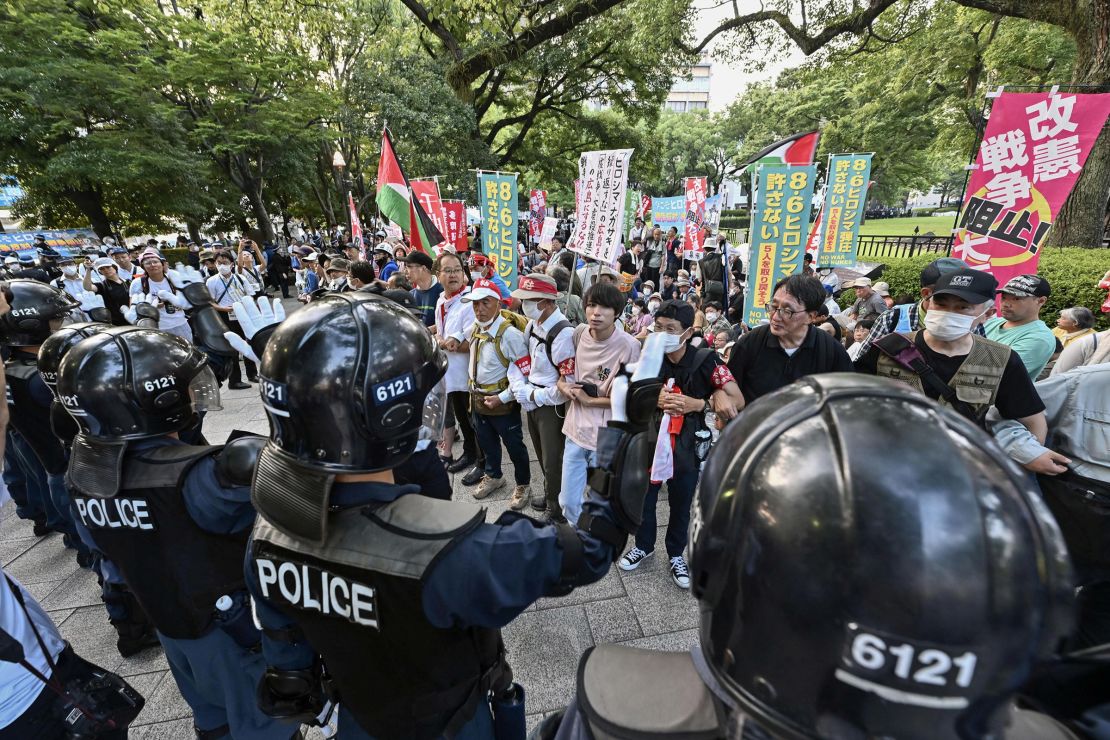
[252,291,446,544]
[0,279,78,346]
[691,373,1074,740]
[37,321,119,396]
[57,327,221,442]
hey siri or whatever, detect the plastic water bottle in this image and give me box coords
[214,593,261,650]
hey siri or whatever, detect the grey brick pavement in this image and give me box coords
[4,300,697,737]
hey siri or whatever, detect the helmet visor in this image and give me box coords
[189,365,223,412]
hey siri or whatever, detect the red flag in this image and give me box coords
[442,201,469,252]
[347,192,364,260]
[375,128,445,254]
[739,131,820,171]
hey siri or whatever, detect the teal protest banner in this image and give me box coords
[742,164,818,326]
[477,172,519,289]
[817,153,872,268]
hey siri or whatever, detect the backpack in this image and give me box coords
[526,319,573,369]
[472,310,529,369]
[499,309,528,333]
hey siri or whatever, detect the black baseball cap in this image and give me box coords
[931,269,998,305]
[919,257,970,287]
[999,274,1051,298]
[403,251,434,270]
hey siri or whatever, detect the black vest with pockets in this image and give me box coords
[250,494,504,740]
[6,358,67,474]
[70,444,250,639]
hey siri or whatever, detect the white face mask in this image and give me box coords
[642,289,652,297]
[705,312,718,323]
[522,300,543,320]
[648,302,661,314]
[631,307,641,316]
[218,264,232,276]
[660,331,685,353]
[62,266,78,277]
[475,315,496,330]
[923,309,981,341]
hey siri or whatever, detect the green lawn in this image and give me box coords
[857,215,957,237]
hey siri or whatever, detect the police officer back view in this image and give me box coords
[546,375,1080,740]
[243,292,668,740]
[56,328,299,740]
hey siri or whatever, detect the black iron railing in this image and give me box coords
[856,234,954,259]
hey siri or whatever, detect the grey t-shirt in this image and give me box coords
[852,292,888,322]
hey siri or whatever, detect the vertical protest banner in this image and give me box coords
[410,179,448,248]
[538,216,559,252]
[571,149,634,266]
[347,193,365,259]
[650,195,685,232]
[683,177,708,261]
[742,163,818,326]
[528,189,547,242]
[442,200,469,252]
[817,153,873,268]
[625,189,641,234]
[477,172,519,288]
[953,91,1110,283]
[638,193,652,222]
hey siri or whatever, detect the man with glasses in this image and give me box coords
[727,274,852,405]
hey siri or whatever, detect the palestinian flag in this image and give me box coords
[737,130,820,173]
[376,128,445,254]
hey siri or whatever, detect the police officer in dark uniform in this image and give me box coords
[1,280,91,563]
[544,374,1080,740]
[15,251,49,283]
[36,243,63,282]
[240,293,669,740]
[56,327,299,740]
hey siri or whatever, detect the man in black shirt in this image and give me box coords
[81,257,131,325]
[855,268,1045,436]
[727,274,853,405]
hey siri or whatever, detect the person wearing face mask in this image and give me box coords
[82,257,131,325]
[509,274,575,517]
[618,300,743,588]
[702,301,730,340]
[50,255,84,301]
[627,298,652,335]
[373,244,399,281]
[639,279,655,301]
[856,269,1046,435]
[206,251,254,389]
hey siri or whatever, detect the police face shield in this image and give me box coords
[418,378,448,443]
[188,366,223,412]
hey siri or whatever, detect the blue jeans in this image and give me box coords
[471,408,530,485]
[635,468,700,558]
[9,433,63,531]
[559,439,597,526]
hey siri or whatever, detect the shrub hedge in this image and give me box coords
[836,248,1109,330]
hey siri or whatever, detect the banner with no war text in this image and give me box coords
[478,172,519,288]
[742,164,818,327]
[818,153,872,268]
[953,91,1110,284]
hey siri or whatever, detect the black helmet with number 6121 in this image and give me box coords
[691,373,1074,740]
[252,292,446,544]
[0,279,78,346]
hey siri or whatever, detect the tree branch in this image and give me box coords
[397,0,463,61]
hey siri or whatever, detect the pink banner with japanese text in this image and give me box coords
[410,180,448,249]
[953,91,1110,284]
[683,176,707,261]
[442,200,469,252]
[528,189,547,240]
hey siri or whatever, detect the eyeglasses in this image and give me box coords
[764,303,804,319]
[440,268,465,275]
[652,322,685,336]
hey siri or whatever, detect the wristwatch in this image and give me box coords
[702,399,711,414]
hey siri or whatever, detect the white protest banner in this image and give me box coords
[571,148,633,266]
[538,216,559,252]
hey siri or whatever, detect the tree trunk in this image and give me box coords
[185,219,203,244]
[64,187,113,238]
[1048,0,1110,247]
[243,182,277,243]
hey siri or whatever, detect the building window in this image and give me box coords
[688,101,707,110]
[667,101,687,112]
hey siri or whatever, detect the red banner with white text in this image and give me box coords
[952,91,1110,283]
[683,177,708,261]
[442,200,469,252]
[410,180,448,249]
[528,189,547,240]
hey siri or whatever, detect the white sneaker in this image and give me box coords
[670,556,691,589]
[473,475,506,500]
[619,547,653,571]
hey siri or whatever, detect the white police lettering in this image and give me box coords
[74,498,155,530]
[836,625,978,708]
[256,558,379,629]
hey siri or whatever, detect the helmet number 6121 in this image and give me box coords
[847,630,977,689]
[143,375,177,392]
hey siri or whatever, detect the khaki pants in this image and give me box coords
[527,403,566,508]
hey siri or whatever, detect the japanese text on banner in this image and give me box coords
[742,163,818,326]
[410,180,448,248]
[442,200,469,252]
[571,148,634,266]
[528,189,547,241]
[818,154,872,268]
[477,173,518,288]
[650,195,684,232]
[953,91,1110,284]
[683,177,708,261]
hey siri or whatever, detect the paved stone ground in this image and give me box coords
[3,300,697,737]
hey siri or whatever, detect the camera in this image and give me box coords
[56,666,145,739]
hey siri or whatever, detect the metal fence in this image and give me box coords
[856,234,954,259]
